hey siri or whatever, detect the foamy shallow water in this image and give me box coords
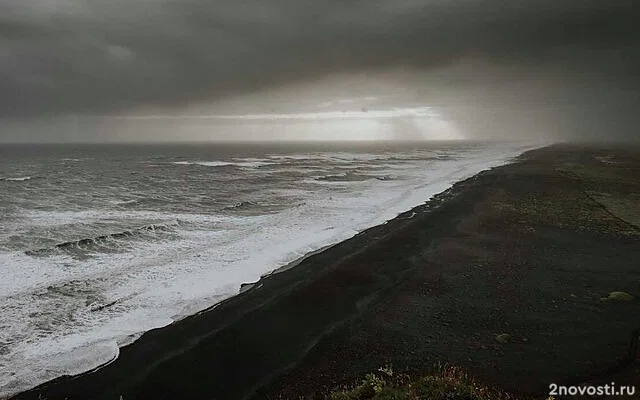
[0,142,542,396]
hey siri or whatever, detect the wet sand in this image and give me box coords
[11,144,640,400]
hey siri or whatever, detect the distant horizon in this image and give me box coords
[0,138,546,146]
[4,138,639,146]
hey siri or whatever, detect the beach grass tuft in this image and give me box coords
[607,291,635,301]
[327,365,517,400]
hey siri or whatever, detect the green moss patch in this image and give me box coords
[494,333,511,344]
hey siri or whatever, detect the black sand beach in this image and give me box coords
[10,144,640,400]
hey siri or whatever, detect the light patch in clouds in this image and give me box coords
[100,106,463,142]
[316,96,378,108]
[106,45,135,63]
[116,106,436,121]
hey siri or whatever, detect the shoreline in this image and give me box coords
[10,143,640,399]
[3,145,536,399]
[239,243,338,294]
[6,147,539,400]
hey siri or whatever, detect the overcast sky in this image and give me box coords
[1,0,639,142]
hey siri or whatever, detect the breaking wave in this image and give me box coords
[25,224,175,257]
[1,176,31,182]
[172,159,275,168]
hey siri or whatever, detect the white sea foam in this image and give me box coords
[110,199,138,205]
[172,159,275,168]
[15,209,236,229]
[0,143,542,397]
[173,160,232,167]
[0,176,31,181]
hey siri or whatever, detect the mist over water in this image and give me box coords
[0,141,539,396]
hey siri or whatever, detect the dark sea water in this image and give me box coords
[0,140,539,395]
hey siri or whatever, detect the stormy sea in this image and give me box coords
[0,141,537,396]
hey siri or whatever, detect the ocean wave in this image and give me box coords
[231,158,277,168]
[173,161,232,167]
[315,172,376,182]
[25,224,175,258]
[222,201,259,211]
[110,199,139,206]
[172,159,275,168]
[267,152,423,164]
[1,176,31,182]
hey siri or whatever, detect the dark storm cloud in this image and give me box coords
[1,0,640,140]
